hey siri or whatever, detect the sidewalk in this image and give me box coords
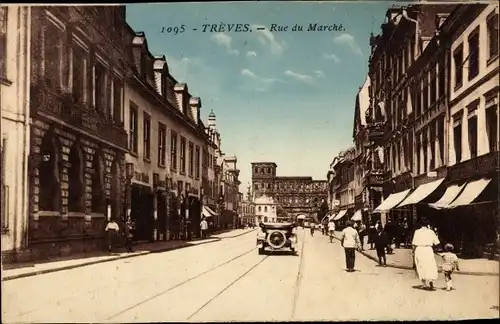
[333,231,499,276]
[1,228,255,281]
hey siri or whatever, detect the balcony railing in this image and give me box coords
[31,85,128,149]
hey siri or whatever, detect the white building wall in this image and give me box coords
[448,5,499,166]
[123,85,204,195]
[1,6,31,252]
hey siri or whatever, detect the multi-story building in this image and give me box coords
[329,148,357,226]
[201,110,221,226]
[1,5,31,260]
[18,6,130,260]
[359,3,498,257]
[351,75,382,225]
[251,162,328,221]
[238,185,255,225]
[437,4,498,257]
[367,4,456,227]
[219,156,240,228]
[124,28,209,242]
[253,195,278,224]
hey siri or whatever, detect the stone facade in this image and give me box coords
[251,162,328,221]
[15,6,131,261]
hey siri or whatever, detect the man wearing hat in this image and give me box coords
[340,220,361,272]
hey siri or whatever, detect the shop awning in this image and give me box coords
[447,178,492,209]
[202,206,215,218]
[328,213,337,221]
[428,183,466,209]
[297,215,306,220]
[351,210,362,221]
[398,178,445,207]
[333,210,347,221]
[373,189,411,213]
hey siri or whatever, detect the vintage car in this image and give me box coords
[256,222,298,255]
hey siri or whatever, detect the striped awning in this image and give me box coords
[333,210,347,221]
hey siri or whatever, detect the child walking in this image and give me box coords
[440,243,460,291]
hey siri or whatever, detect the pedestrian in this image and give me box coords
[310,222,316,236]
[328,218,336,243]
[385,220,394,254]
[340,220,361,272]
[375,220,381,232]
[439,243,460,291]
[412,217,440,290]
[200,217,208,239]
[105,219,119,253]
[394,221,402,249]
[368,223,377,250]
[402,218,410,248]
[124,217,135,252]
[374,226,389,266]
[358,221,367,251]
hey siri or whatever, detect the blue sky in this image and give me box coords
[126,1,391,190]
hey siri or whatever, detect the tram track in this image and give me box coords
[106,246,262,321]
[13,237,255,319]
[108,229,306,322]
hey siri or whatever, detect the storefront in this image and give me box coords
[130,183,154,242]
[429,152,498,258]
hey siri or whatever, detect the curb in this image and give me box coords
[332,235,498,277]
[1,238,221,282]
[2,229,257,282]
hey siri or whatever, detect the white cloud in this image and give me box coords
[165,56,203,82]
[314,70,325,78]
[246,51,257,58]
[240,68,284,91]
[284,70,314,84]
[333,33,363,56]
[252,24,287,55]
[211,33,239,55]
[241,69,257,78]
[323,53,341,63]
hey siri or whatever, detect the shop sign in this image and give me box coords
[448,152,497,182]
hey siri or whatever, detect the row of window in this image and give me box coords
[452,99,498,164]
[453,12,498,89]
[42,14,124,124]
[256,205,276,213]
[386,97,498,176]
[253,182,326,191]
[254,166,274,175]
[129,103,202,179]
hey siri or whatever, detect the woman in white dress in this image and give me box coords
[412,218,440,290]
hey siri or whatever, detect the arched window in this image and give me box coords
[264,206,268,212]
[68,144,84,212]
[38,132,60,211]
[91,152,105,213]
